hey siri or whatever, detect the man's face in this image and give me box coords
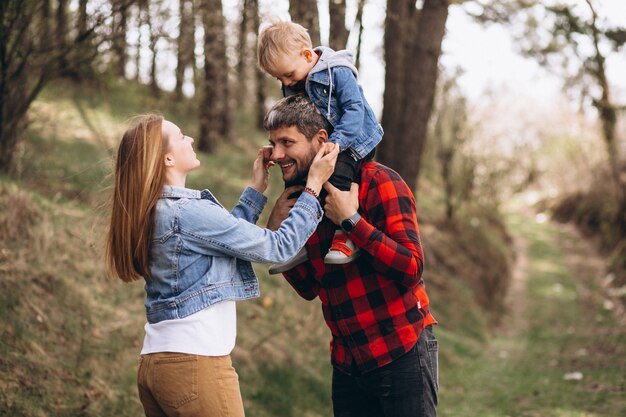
[268,126,322,185]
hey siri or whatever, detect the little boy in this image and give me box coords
[258,21,383,270]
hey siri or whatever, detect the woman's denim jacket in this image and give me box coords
[283,46,383,160]
[145,185,323,324]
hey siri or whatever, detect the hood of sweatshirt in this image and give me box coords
[310,46,358,77]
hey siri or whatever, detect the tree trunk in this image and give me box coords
[354,0,366,70]
[147,2,159,96]
[175,0,194,100]
[56,0,68,48]
[378,0,449,191]
[251,0,266,129]
[56,0,69,72]
[42,0,52,46]
[198,0,230,152]
[289,0,320,46]
[236,0,250,105]
[329,0,349,50]
[586,0,626,233]
[78,0,88,34]
[134,0,147,82]
[378,0,414,165]
[112,0,129,78]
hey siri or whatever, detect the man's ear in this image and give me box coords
[314,129,329,144]
[164,153,175,167]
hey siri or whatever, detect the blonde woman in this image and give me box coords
[106,114,338,417]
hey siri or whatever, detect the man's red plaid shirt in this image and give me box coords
[283,161,436,374]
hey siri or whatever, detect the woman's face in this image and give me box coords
[162,120,200,175]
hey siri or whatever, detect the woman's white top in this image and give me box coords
[140,301,236,356]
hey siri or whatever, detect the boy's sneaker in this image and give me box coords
[324,230,360,264]
[268,248,308,274]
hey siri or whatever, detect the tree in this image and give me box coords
[111,0,130,78]
[0,0,106,172]
[236,0,253,105]
[251,0,266,129]
[433,69,475,222]
[197,0,230,152]
[471,0,626,231]
[175,0,195,100]
[377,0,450,191]
[353,0,366,69]
[329,0,349,50]
[289,0,320,46]
[236,0,266,128]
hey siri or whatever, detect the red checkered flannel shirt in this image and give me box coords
[283,161,436,374]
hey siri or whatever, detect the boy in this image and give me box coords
[258,21,383,269]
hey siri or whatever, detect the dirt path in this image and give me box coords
[439,213,626,417]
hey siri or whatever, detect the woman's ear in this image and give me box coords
[164,152,175,167]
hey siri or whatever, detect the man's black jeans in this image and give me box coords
[331,326,439,417]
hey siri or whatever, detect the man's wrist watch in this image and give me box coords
[341,212,362,233]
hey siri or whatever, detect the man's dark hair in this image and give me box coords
[263,94,332,140]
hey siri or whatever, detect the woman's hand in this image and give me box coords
[305,143,339,196]
[323,182,359,225]
[250,146,274,193]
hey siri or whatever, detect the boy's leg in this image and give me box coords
[328,150,360,192]
[324,151,362,264]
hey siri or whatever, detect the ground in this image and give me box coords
[439,211,626,417]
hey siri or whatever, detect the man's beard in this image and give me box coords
[283,147,317,187]
[284,172,307,188]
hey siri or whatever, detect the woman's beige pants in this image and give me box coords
[137,352,245,417]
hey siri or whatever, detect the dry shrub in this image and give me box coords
[0,184,40,244]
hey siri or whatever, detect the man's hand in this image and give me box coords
[267,185,304,231]
[323,182,359,225]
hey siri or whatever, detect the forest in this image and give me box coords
[1,0,625,416]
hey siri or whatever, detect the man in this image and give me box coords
[265,95,438,417]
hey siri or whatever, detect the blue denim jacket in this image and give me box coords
[145,185,323,323]
[284,47,383,159]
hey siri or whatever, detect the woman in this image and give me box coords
[106,114,338,417]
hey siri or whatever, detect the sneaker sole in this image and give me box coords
[323,253,360,265]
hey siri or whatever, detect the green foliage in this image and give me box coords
[248,365,332,417]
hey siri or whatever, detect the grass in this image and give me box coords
[438,212,626,417]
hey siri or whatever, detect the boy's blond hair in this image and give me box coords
[257,21,313,73]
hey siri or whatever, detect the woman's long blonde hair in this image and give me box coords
[106,114,168,282]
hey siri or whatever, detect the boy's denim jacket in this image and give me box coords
[283,46,383,160]
[145,185,323,324]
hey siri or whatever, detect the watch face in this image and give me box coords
[341,219,354,232]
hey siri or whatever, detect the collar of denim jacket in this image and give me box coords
[160,185,202,199]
